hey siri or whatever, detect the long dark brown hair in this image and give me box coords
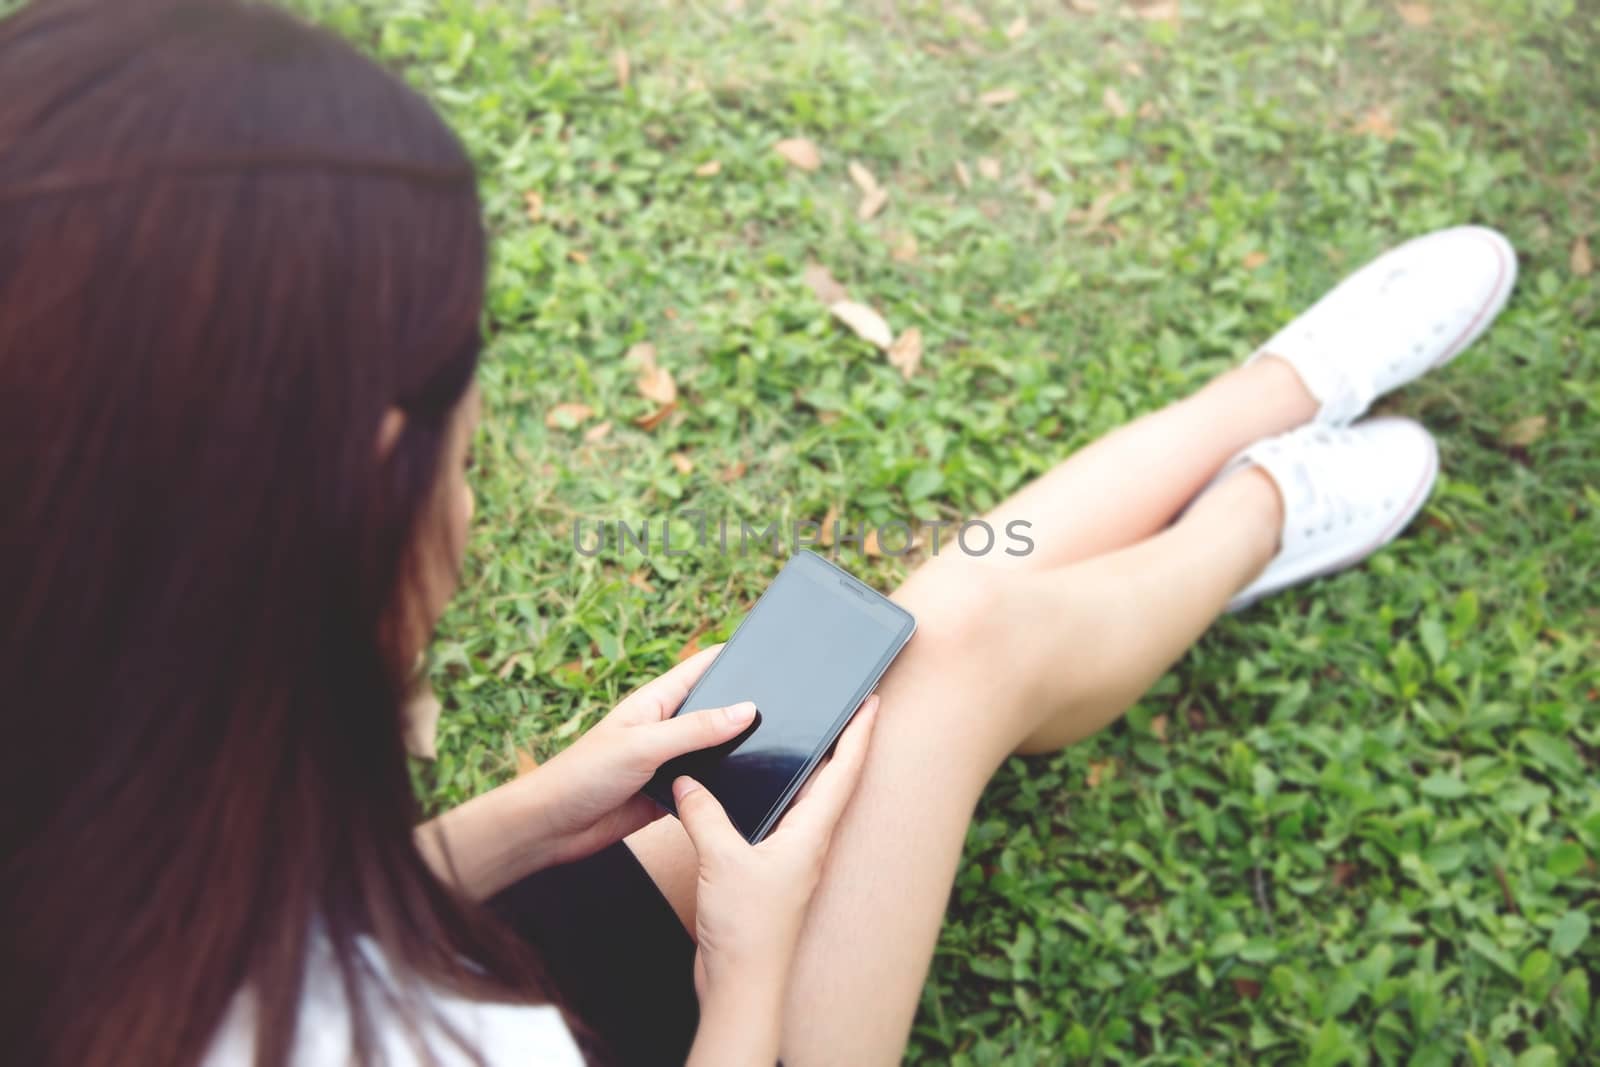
[0,1,570,1064]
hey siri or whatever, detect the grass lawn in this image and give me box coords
[289,1,1599,1062]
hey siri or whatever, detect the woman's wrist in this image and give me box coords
[702,963,789,1013]
[690,972,787,1066]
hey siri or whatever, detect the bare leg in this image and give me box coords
[767,469,1280,1064]
[976,357,1312,572]
[626,359,1311,1061]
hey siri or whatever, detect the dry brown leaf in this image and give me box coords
[544,402,594,429]
[626,570,656,594]
[951,5,986,30]
[1138,100,1160,120]
[978,87,1020,107]
[719,460,747,483]
[676,623,712,663]
[1150,714,1169,742]
[819,503,841,546]
[523,190,544,223]
[1242,250,1269,270]
[613,48,631,88]
[829,300,894,350]
[583,420,613,443]
[861,528,883,557]
[848,161,880,195]
[1354,105,1397,140]
[627,338,676,410]
[1086,759,1111,789]
[636,365,677,406]
[514,747,540,776]
[694,159,723,178]
[1132,0,1180,21]
[1572,235,1593,277]
[497,653,529,680]
[1103,86,1129,118]
[669,451,694,475]
[1065,0,1097,11]
[1071,189,1120,231]
[401,682,442,761]
[1500,415,1548,447]
[1032,188,1057,212]
[977,156,1001,181]
[1396,2,1431,26]
[889,231,920,263]
[634,404,674,431]
[953,160,973,189]
[858,187,889,221]
[804,262,849,304]
[774,137,822,172]
[567,249,589,264]
[887,327,923,380]
[1005,16,1029,39]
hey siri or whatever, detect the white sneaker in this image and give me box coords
[1215,417,1440,612]
[1248,225,1517,425]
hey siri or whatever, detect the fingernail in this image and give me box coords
[672,776,701,802]
[863,694,880,715]
[722,701,757,725]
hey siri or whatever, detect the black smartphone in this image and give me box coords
[643,551,916,843]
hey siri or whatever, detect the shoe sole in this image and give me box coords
[1229,420,1440,612]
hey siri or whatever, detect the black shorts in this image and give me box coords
[489,841,698,1067]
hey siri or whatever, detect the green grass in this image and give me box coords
[288,1,1600,1062]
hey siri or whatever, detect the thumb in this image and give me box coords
[672,776,744,862]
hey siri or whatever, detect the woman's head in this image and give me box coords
[0,1,541,1064]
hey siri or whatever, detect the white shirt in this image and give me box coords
[203,935,583,1066]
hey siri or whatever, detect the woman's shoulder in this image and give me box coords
[203,934,583,1066]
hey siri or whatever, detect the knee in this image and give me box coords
[891,558,1010,664]
[874,561,1030,770]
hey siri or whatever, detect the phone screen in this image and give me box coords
[644,552,916,842]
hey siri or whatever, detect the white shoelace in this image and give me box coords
[1279,428,1372,543]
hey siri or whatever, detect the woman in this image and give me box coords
[0,1,1517,1065]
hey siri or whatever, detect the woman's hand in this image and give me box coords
[521,645,756,867]
[679,694,880,1066]
[417,646,762,897]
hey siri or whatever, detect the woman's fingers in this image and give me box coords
[790,755,830,805]
[617,643,725,721]
[773,694,880,842]
[639,700,757,765]
[672,776,743,863]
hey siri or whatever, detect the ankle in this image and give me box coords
[1183,358,1320,447]
[1188,465,1283,564]
[1234,355,1320,424]
[1234,465,1285,544]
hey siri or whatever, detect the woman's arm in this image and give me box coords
[415,771,566,899]
[415,647,754,900]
